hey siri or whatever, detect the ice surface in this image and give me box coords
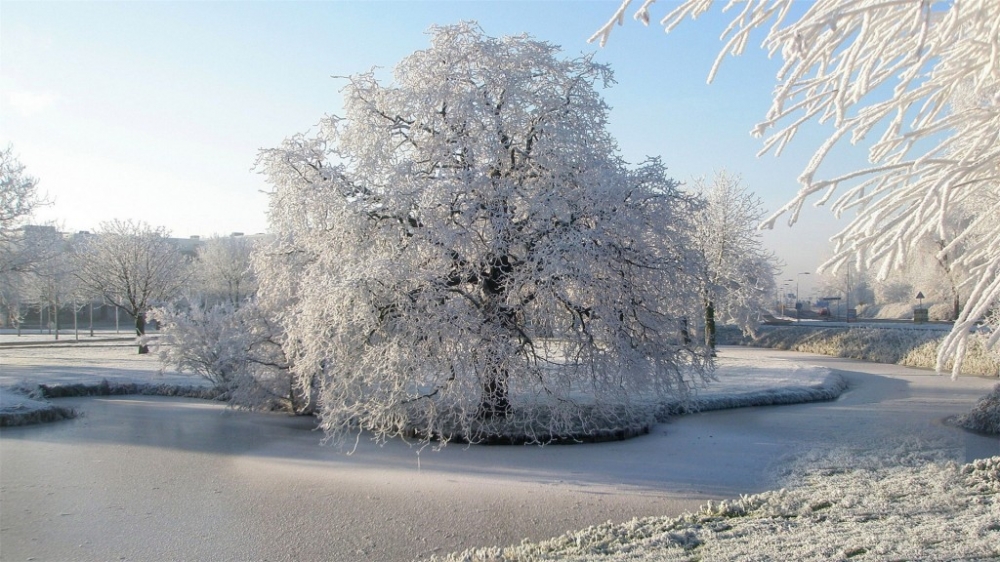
[1,341,997,561]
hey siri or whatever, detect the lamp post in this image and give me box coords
[796,272,810,322]
[782,279,793,316]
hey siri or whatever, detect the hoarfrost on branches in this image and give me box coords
[189,235,258,308]
[73,220,189,354]
[689,171,777,348]
[0,144,45,248]
[592,0,1000,376]
[151,298,309,413]
[257,22,708,446]
[1,145,59,288]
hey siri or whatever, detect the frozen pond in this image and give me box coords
[1,346,997,561]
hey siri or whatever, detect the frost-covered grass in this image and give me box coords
[0,380,224,427]
[955,384,1000,435]
[437,456,1000,561]
[723,325,1000,377]
[0,386,76,427]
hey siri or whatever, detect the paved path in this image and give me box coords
[1,347,996,562]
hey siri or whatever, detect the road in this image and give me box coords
[1,347,996,562]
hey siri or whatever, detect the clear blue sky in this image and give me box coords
[2,1,870,297]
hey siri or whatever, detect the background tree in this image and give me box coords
[257,23,706,446]
[0,225,63,331]
[0,144,48,273]
[1,146,61,326]
[592,0,1000,375]
[816,262,875,318]
[74,220,188,353]
[27,240,78,340]
[189,235,258,308]
[689,171,777,349]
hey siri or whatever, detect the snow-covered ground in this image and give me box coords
[0,335,209,421]
[1,343,997,561]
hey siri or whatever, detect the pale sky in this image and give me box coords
[1,1,871,298]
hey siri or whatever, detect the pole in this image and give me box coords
[796,272,810,323]
[846,266,851,324]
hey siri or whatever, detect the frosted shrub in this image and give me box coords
[151,300,309,413]
[151,303,246,388]
[955,384,1000,435]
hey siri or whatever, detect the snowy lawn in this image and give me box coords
[0,338,213,426]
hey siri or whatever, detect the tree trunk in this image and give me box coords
[135,312,149,355]
[478,368,510,419]
[477,255,515,419]
[705,300,716,351]
[952,293,961,321]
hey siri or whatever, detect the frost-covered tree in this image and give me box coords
[73,220,188,354]
[190,235,258,307]
[689,171,777,348]
[0,146,57,276]
[1,145,43,244]
[816,262,874,317]
[592,0,1000,376]
[27,239,78,340]
[0,225,63,331]
[257,23,706,445]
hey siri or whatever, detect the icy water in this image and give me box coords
[1,348,997,561]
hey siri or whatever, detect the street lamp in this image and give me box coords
[781,279,793,316]
[796,272,810,322]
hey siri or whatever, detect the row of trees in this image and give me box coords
[0,192,257,352]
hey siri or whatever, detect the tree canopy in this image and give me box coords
[257,23,707,445]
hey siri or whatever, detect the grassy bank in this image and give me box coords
[720,325,1000,378]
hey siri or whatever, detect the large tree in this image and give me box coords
[74,220,188,353]
[257,23,706,445]
[689,171,777,349]
[592,0,1000,375]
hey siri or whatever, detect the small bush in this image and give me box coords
[0,405,77,427]
[954,384,1000,435]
